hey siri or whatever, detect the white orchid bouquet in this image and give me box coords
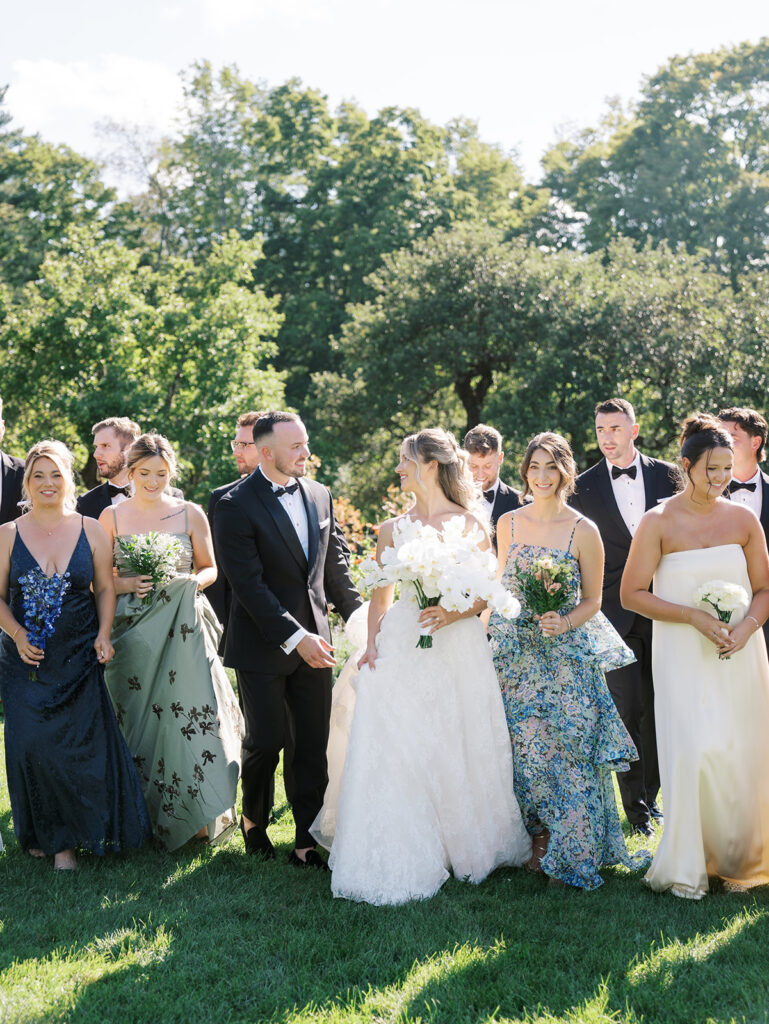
[693,579,749,624]
[117,531,184,606]
[359,516,520,648]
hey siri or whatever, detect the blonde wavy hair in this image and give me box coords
[22,440,78,512]
[401,428,478,511]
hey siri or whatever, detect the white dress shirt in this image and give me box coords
[729,466,763,519]
[259,467,310,655]
[607,451,645,537]
[478,479,499,523]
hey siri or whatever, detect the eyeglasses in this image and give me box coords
[231,440,256,452]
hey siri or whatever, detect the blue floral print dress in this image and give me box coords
[488,515,649,889]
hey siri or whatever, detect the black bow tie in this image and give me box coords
[729,480,757,493]
[107,483,130,498]
[483,488,496,504]
[611,465,637,480]
[273,482,299,498]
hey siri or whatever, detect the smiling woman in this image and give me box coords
[0,439,151,869]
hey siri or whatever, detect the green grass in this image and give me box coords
[1,736,769,1024]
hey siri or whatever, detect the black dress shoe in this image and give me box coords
[240,819,276,859]
[288,848,329,871]
[631,822,655,838]
[648,802,663,821]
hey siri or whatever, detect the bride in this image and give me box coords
[622,413,769,898]
[311,428,531,904]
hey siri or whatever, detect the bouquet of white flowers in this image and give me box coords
[692,579,749,624]
[360,516,520,648]
[117,531,185,606]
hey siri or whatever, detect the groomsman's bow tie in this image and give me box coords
[273,482,299,498]
[611,465,637,480]
[107,484,130,497]
[483,489,496,504]
[729,480,757,493]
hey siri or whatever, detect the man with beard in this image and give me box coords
[77,417,182,518]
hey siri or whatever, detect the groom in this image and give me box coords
[214,411,362,867]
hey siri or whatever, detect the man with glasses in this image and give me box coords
[207,411,264,631]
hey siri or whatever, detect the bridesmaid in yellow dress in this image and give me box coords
[622,413,769,898]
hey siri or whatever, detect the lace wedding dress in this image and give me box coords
[312,518,531,905]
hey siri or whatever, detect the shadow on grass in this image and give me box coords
[3,831,769,1024]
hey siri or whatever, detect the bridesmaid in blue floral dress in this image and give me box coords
[489,432,647,889]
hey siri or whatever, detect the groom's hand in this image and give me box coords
[297,634,337,668]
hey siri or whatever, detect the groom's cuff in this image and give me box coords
[281,627,308,655]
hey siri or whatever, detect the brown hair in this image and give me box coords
[520,432,577,503]
[463,424,503,456]
[402,429,478,511]
[125,433,178,482]
[91,417,141,448]
[718,406,767,462]
[595,398,635,423]
[22,439,77,512]
[237,410,266,428]
[679,414,733,495]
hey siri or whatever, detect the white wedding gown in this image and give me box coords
[311,581,531,905]
[647,544,769,898]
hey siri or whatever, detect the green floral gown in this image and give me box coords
[105,524,243,850]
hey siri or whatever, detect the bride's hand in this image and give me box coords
[721,617,759,658]
[418,606,457,634]
[357,645,378,670]
[688,608,731,652]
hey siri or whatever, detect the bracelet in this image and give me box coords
[10,625,21,642]
[563,613,573,632]
[746,615,761,632]
[680,605,688,623]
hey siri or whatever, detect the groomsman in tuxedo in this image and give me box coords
[463,424,521,547]
[77,416,182,517]
[0,398,24,525]
[206,410,264,633]
[214,411,361,867]
[571,398,679,837]
[718,406,769,651]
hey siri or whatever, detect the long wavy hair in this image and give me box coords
[519,432,577,503]
[401,428,478,511]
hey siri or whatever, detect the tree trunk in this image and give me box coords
[455,367,493,434]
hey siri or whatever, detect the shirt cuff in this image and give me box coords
[281,627,308,655]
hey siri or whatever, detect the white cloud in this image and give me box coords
[200,0,392,31]
[7,54,184,146]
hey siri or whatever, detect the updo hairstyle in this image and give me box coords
[401,428,477,511]
[22,439,78,512]
[125,433,178,482]
[679,413,733,490]
[519,432,577,503]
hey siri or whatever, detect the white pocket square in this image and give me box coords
[318,517,330,529]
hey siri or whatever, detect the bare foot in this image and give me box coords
[29,848,46,859]
[525,829,550,873]
[194,826,209,841]
[53,849,77,871]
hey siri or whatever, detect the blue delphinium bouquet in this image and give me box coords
[19,566,71,680]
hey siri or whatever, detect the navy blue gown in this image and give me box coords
[0,523,151,855]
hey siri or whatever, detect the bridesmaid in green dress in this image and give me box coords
[99,433,243,851]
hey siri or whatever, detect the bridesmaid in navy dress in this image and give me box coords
[0,440,150,870]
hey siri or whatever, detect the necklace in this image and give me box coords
[29,514,64,537]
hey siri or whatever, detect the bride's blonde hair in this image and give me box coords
[21,439,77,512]
[401,428,478,511]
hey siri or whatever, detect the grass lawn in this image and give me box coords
[1,734,769,1024]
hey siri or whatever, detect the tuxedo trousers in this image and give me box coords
[604,615,660,825]
[236,663,332,848]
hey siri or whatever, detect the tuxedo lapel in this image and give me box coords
[300,480,321,570]
[640,455,658,512]
[252,473,308,572]
[0,454,11,522]
[595,462,633,544]
[760,472,769,529]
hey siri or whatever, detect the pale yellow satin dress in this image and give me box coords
[648,543,769,898]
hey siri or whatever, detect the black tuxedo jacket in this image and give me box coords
[490,480,522,531]
[570,454,680,637]
[0,451,24,525]
[727,469,769,648]
[206,478,241,632]
[214,470,362,674]
[76,481,184,519]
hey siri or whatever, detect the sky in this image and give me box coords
[2,0,767,188]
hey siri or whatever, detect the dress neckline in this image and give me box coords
[660,542,743,557]
[510,541,578,564]
[14,521,85,579]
